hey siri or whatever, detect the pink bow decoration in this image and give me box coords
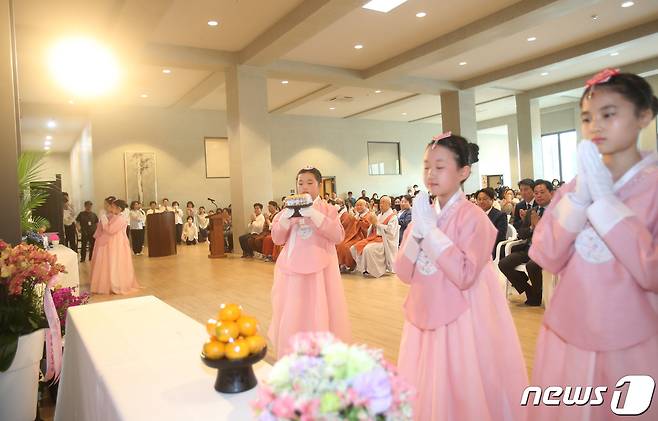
[430,131,452,149]
[585,68,620,88]
[43,275,63,382]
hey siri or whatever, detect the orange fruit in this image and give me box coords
[206,318,218,337]
[218,303,242,322]
[246,335,267,354]
[225,340,249,360]
[236,316,258,337]
[203,340,225,360]
[215,321,240,343]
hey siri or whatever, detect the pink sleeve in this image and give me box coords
[587,195,658,292]
[529,183,588,274]
[393,223,420,285]
[271,212,292,246]
[421,214,496,290]
[313,207,345,245]
[105,216,127,235]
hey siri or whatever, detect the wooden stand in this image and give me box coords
[208,213,226,258]
[146,212,176,257]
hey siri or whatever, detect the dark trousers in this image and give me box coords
[126,226,130,239]
[131,229,145,254]
[175,224,183,244]
[64,224,77,252]
[225,231,233,252]
[239,233,257,256]
[186,239,197,245]
[498,249,543,304]
[198,228,208,243]
[80,231,95,261]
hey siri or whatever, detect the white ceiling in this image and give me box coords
[13,0,658,151]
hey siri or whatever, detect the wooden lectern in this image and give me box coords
[208,213,226,258]
[146,212,177,257]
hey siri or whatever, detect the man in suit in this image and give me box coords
[511,178,537,230]
[498,180,553,306]
[397,194,413,245]
[476,188,508,258]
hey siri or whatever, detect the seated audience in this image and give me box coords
[397,195,412,245]
[336,199,371,272]
[238,203,265,257]
[182,215,198,245]
[511,178,537,230]
[476,188,508,258]
[351,195,399,278]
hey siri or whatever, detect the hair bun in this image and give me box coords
[467,143,480,165]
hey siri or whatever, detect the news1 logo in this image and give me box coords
[521,375,655,415]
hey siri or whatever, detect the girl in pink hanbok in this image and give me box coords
[268,167,351,358]
[528,70,658,420]
[90,198,140,295]
[395,133,528,421]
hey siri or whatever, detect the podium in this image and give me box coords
[146,212,177,257]
[208,213,226,258]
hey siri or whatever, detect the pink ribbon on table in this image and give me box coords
[43,275,63,382]
[430,131,452,149]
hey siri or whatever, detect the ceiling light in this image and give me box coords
[401,112,407,116]
[45,140,51,146]
[47,120,57,128]
[527,36,537,42]
[46,135,53,140]
[49,37,119,97]
[207,20,219,26]
[162,69,172,74]
[354,44,364,50]
[44,146,51,151]
[140,93,148,98]
[375,90,382,93]
[591,14,599,20]
[621,1,634,7]
[416,12,427,18]
[459,61,467,66]
[362,0,408,13]
[329,107,336,110]
[281,80,289,84]
[541,72,549,76]
[610,52,619,56]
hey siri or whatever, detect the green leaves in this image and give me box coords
[0,333,19,372]
[17,152,52,233]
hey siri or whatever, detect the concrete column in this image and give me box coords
[0,0,21,244]
[440,89,480,194]
[506,119,521,187]
[225,65,273,253]
[515,93,541,179]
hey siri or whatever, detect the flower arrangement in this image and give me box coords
[51,286,90,336]
[252,332,414,421]
[0,240,66,372]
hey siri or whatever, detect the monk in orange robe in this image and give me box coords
[336,199,372,272]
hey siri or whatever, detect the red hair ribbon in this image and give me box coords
[430,131,452,149]
[585,68,620,88]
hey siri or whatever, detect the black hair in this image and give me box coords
[186,215,194,221]
[297,167,322,184]
[84,200,93,206]
[130,200,139,210]
[172,201,179,206]
[403,194,413,205]
[348,191,353,195]
[104,196,116,205]
[413,185,419,188]
[518,179,535,189]
[253,203,263,210]
[186,201,194,207]
[533,179,554,192]
[427,134,479,168]
[149,201,157,206]
[268,200,279,208]
[581,71,658,118]
[477,187,496,200]
[113,199,128,211]
[162,198,169,202]
[199,206,205,210]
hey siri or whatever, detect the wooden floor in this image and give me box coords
[79,242,544,375]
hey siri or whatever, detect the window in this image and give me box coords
[367,142,401,175]
[541,130,577,182]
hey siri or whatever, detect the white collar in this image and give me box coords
[435,189,463,214]
[614,151,658,192]
[485,207,492,215]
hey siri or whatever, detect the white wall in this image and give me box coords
[540,105,577,134]
[41,152,72,195]
[90,106,229,211]
[269,115,441,199]
[69,123,94,210]
[477,129,512,189]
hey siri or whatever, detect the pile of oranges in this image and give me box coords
[202,303,267,361]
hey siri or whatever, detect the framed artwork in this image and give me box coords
[204,137,230,178]
[124,152,157,204]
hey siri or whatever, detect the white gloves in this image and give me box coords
[580,140,614,199]
[411,191,438,239]
[299,206,325,228]
[571,141,593,206]
[281,208,294,219]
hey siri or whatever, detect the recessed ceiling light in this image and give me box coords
[541,72,549,76]
[416,12,427,18]
[362,0,408,13]
[44,146,51,151]
[140,93,148,98]
[375,90,382,93]
[621,1,634,8]
[281,80,289,85]
[329,107,336,110]
[527,36,537,42]
[401,112,407,116]
[46,135,53,140]
[162,69,172,74]
[47,120,56,128]
[354,44,364,50]
[45,140,52,146]
[591,14,599,20]
[610,52,619,56]
[459,61,467,66]
[67,99,74,104]
[207,20,219,27]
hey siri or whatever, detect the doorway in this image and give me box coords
[321,177,336,199]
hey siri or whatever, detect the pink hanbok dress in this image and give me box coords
[90,213,140,295]
[528,152,658,421]
[395,191,528,421]
[268,198,351,358]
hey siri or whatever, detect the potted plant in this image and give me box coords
[0,240,66,421]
